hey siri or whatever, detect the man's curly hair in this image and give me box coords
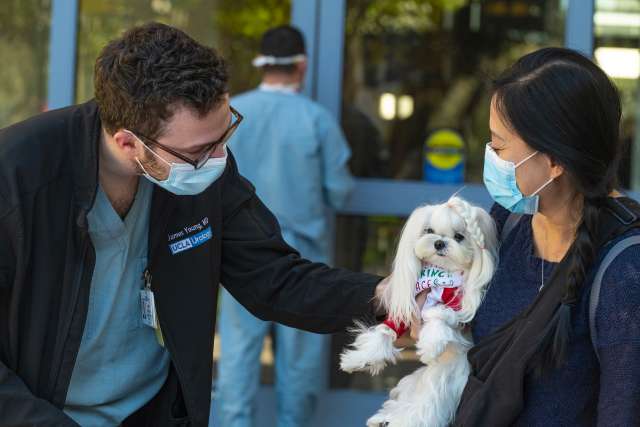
[94,22,228,139]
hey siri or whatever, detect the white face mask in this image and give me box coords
[136,146,228,196]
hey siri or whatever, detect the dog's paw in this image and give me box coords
[340,352,387,375]
[416,319,460,363]
[367,412,390,427]
[339,324,401,375]
[416,340,447,363]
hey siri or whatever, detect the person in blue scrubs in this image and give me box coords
[215,26,354,427]
[64,179,171,425]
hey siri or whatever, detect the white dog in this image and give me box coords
[340,197,498,427]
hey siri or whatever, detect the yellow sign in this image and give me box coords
[425,129,464,170]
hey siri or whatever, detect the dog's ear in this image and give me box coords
[384,205,430,325]
[473,206,498,258]
[457,206,498,323]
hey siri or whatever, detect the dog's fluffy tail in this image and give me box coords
[340,322,402,376]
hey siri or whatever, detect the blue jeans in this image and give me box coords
[215,288,329,427]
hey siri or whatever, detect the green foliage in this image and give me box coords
[347,0,469,35]
[0,0,51,127]
[75,0,291,103]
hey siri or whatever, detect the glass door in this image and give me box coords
[333,0,569,391]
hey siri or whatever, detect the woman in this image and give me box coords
[456,47,640,425]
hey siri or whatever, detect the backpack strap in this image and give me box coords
[589,235,640,362]
[500,212,523,242]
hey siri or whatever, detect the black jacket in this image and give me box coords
[0,101,381,426]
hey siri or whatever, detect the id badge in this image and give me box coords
[140,288,158,329]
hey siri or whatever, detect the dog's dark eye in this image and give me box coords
[454,233,465,242]
[425,228,434,234]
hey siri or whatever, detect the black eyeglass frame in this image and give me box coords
[132,106,243,169]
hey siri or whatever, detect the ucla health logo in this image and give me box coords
[169,226,212,255]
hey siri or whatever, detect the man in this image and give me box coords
[216,26,353,427]
[0,23,384,426]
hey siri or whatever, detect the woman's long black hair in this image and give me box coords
[492,47,623,370]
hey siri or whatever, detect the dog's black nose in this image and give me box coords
[434,240,446,251]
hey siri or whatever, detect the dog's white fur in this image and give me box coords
[340,197,498,427]
[340,321,404,375]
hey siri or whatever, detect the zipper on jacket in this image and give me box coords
[50,231,95,406]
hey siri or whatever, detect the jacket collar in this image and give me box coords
[71,99,101,229]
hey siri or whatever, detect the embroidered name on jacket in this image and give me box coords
[168,217,212,255]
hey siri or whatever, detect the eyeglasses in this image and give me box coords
[131,106,243,170]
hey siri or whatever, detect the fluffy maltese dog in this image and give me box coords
[340,196,498,427]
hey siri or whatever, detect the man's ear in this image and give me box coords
[296,60,307,80]
[112,130,140,158]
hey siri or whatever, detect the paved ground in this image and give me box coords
[210,386,388,427]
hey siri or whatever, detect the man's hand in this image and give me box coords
[410,290,429,340]
[374,276,391,315]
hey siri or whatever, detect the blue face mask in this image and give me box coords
[483,143,553,214]
[136,146,228,196]
[140,154,227,196]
